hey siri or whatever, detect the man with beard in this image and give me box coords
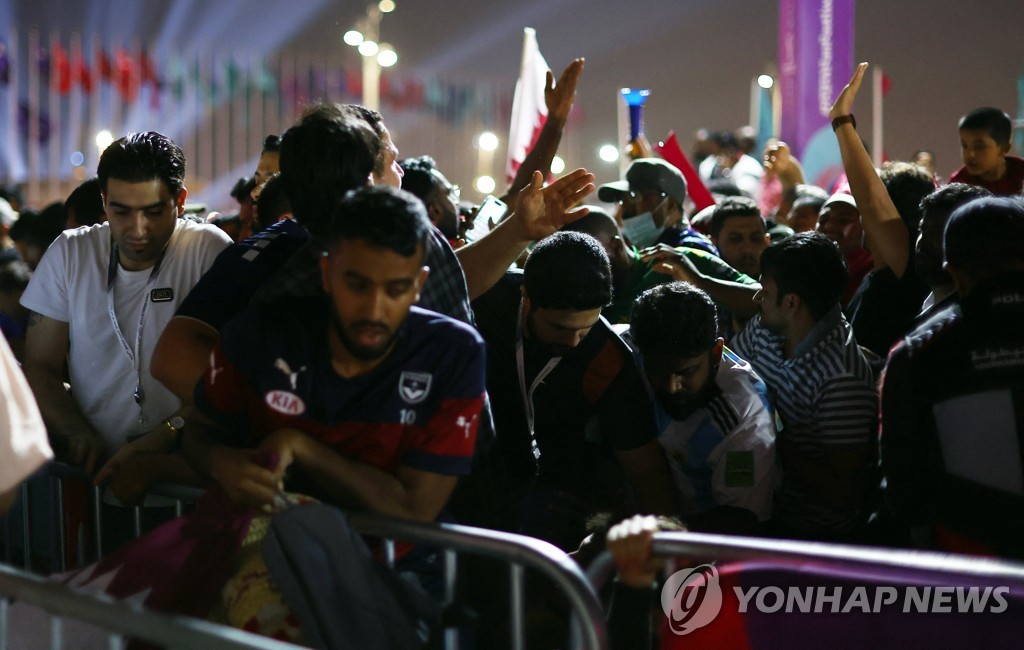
[464,231,676,550]
[708,197,769,279]
[914,183,991,320]
[628,282,777,534]
[731,232,876,542]
[183,185,485,523]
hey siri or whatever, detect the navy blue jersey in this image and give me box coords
[196,298,485,478]
[176,219,310,330]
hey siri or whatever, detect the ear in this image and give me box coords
[175,188,188,217]
[520,285,532,311]
[783,292,801,315]
[414,265,430,303]
[1000,141,1012,156]
[944,262,973,297]
[711,337,725,364]
[319,253,332,293]
[426,200,443,227]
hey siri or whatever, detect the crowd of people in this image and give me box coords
[0,58,1022,646]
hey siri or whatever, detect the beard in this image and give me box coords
[656,368,720,421]
[329,307,399,362]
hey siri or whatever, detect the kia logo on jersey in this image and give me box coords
[399,371,432,405]
[265,390,306,416]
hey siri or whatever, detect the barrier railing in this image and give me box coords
[585,530,1024,590]
[351,513,608,650]
[0,463,609,649]
[0,562,304,649]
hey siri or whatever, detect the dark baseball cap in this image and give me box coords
[598,158,688,204]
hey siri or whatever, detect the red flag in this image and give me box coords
[139,49,160,88]
[52,42,71,94]
[114,47,138,103]
[881,72,892,97]
[505,27,550,184]
[96,48,112,81]
[655,131,716,212]
[73,46,93,93]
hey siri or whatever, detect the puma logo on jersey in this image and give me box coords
[274,358,307,391]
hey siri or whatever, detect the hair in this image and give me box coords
[96,131,185,198]
[230,176,256,203]
[710,196,763,238]
[523,231,613,310]
[919,183,992,228]
[630,282,718,359]
[560,207,620,241]
[254,173,291,232]
[759,232,847,320]
[279,104,377,236]
[399,155,440,204]
[706,179,747,198]
[945,196,1024,277]
[341,104,388,177]
[10,203,66,248]
[879,161,935,241]
[324,185,430,258]
[791,183,830,210]
[0,259,31,294]
[261,134,282,154]
[958,107,1013,145]
[64,177,105,226]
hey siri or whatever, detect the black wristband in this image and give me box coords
[831,114,856,131]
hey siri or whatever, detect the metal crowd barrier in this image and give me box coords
[0,462,202,574]
[351,513,609,650]
[0,562,303,649]
[0,462,609,649]
[585,530,1024,590]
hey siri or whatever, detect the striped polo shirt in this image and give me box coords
[731,305,877,534]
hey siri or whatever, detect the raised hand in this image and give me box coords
[514,169,595,240]
[545,58,584,123]
[830,62,868,121]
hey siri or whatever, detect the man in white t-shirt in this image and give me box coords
[20,132,230,505]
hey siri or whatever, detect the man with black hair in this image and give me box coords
[465,231,676,549]
[562,207,756,325]
[184,185,484,522]
[708,197,769,278]
[252,173,292,233]
[732,232,876,541]
[915,183,991,318]
[628,282,777,534]
[400,155,460,242]
[20,131,230,497]
[65,177,106,228]
[881,196,1024,557]
[253,134,281,187]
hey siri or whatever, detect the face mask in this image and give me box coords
[621,212,665,249]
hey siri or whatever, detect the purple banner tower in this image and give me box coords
[779,0,855,189]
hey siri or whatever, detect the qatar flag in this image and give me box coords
[506,27,550,184]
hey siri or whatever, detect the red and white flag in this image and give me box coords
[506,27,550,184]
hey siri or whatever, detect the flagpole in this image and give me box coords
[872,65,883,168]
[505,27,534,184]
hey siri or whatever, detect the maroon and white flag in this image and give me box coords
[505,27,550,184]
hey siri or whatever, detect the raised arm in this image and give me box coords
[640,245,761,319]
[830,62,909,277]
[502,58,585,200]
[456,168,594,300]
[22,312,104,473]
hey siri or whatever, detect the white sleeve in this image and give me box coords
[0,334,52,493]
[19,234,70,322]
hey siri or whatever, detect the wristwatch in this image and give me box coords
[164,416,185,442]
[831,114,856,131]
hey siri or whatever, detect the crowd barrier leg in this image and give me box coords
[509,562,525,650]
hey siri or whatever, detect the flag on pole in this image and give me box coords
[655,131,716,213]
[506,27,550,184]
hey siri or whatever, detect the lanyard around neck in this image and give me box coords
[515,298,563,460]
[106,242,166,375]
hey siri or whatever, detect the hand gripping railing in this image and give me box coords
[349,512,609,650]
[586,530,1024,591]
[0,562,303,649]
